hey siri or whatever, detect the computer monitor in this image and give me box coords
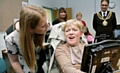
[81,40,120,73]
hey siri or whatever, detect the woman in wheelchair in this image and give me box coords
[55,19,86,73]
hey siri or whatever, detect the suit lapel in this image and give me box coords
[106,11,109,16]
[99,11,102,16]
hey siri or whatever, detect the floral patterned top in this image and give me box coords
[4,30,39,73]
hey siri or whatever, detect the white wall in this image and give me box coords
[28,0,54,8]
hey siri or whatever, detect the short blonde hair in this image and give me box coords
[76,12,82,17]
[62,19,83,31]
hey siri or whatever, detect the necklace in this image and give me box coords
[97,11,112,26]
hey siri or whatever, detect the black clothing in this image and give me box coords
[37,49,46,73]
[93,11,117,42]
[52,18,61,25]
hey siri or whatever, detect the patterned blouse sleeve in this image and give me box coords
[4,35,18,54]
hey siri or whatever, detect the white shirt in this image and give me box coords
[102,11,107,17]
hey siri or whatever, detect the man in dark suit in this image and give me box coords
[93,0,117,42]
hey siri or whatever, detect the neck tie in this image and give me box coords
[103,12,106,18]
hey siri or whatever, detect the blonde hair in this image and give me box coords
[19,5,46,72]
[76,12,82,17]
[62,19,83,31]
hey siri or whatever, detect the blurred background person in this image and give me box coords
[76,12,86,26]
[93,0,117,42]
[82,26,94,44]
[52,7,67,25]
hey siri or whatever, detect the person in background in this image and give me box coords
[76,12,86,26]
[93,0,117,42]
[76,12,92,44]
[4,5,49,73]
[55,19,85,73]
[52,7,67,25]
[82,26,94,44]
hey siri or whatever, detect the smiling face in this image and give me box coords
[101,0,109,12]
[64,20,83,46]
[60,11,66,19]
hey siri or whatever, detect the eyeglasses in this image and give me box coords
[101,4,108,6]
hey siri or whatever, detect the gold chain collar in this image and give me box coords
[97,11,112,26]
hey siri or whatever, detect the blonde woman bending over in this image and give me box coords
[4,5,49,73]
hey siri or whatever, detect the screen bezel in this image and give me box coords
[81,40,120,73]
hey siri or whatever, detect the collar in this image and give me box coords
[101,11,107,16]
